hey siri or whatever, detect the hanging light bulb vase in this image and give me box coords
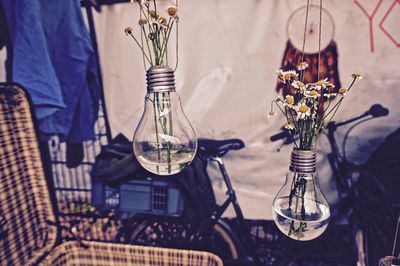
[133,65,197,176]
[269,0,362,241]
[272,148,330,241]
[125,0,196,175]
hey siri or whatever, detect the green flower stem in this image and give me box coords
[159,19,174,61]
[313,176,318,210]
[347,78,357,92]
[131,1,177,66]
[167,92,173,173]
[127,32,152,64]
[153,0,157,18]
[141,26,153,64]
[152,93,161,174]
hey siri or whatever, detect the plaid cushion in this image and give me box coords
[0,84,58,266]
[40,241,223,266]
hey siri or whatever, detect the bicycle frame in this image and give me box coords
[200,156,261,264]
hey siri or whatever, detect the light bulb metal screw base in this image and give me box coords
[146,65,176,93]
[289,149,317,173]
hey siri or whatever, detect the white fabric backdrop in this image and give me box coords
[0,50,5,81]
[94,0,400,219]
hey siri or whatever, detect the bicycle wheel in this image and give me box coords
[349,166,393,266]
[116,215,242,260]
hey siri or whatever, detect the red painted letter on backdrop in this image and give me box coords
[379,0,400,48]
[354,0,384,52]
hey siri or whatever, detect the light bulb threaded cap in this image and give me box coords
[146,65,176,92]
[289,149,317,173]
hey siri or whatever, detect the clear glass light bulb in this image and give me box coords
[133,65,197,176]
[272,150,330,241]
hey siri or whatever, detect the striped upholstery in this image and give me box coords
[0,84,223,266]
[41,241,223,266]
[0,84,58,266]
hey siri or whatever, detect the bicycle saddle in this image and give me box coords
[197,138,245,157]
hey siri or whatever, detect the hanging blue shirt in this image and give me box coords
[2,0,100,142]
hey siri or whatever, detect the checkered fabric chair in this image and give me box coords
[0,83,223,266]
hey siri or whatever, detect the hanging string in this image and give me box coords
[391,213,400,263]
[174,0,179,71]
[300,0,310,66]
[139,7,147,71]
[317,0,323,81]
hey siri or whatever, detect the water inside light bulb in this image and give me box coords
[136,148,194,175]
[133,89,197,176]
[273,197,330,241]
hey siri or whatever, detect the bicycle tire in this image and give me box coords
[116,215,242,261]
[347,166,392,266]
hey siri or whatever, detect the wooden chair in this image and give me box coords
[0,83,223,266]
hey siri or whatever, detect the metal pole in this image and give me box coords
[83,0,112,142]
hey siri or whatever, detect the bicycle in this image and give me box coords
[270,103,393,266]
[112,139,263,265]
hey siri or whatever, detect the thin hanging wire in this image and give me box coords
[300,0,310,82]
[140,7,147,71]
[300,0,323,82]
[173,0,179,71]
[391,213,400,262]
[300,0,310,66]
[317,0,323,81]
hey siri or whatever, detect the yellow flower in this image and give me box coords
[167,6,177,16]
[284,123,294,130]
[157,16,168,26]
[351,72,362,80]
[148,33,156,40]
[286,95,295,105]
[297,61,309,71]
[124,26,133,35]
[291,81,305,89]
[138,18,147,26]
[315,80,325,86]
[149,10,158,19]
[299,105,309,113]
[309,90,318,96]
[338,87,347,94]
[276,69,298,84]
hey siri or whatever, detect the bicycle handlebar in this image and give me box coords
[270,131,289,142]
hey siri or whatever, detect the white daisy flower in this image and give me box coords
[276,69,299,84]
[291,81,305,89]
[267,111,277,118]
[338,87,348,96]
[284,123,295,130]
[295,104,311,120]
[351,72,362,80]
[323,93,337,99]
[297,61,309,71]
[315,78,334,91]
[285,95,295,104]
[304,90,320,99]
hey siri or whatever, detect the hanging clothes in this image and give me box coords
[275,40,341,96]
[1,0,100,142]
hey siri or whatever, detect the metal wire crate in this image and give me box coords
[48,102,119,242]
